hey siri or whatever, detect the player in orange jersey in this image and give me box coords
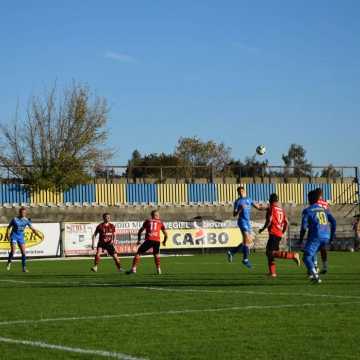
[127,210,168,275]
[259,193,300,277]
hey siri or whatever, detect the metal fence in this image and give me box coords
[0,164,358,183]
[94,165,359,183]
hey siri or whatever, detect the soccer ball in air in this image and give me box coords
[256,145,266,156]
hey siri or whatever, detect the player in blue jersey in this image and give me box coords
[5,207,42,272]
[227,186,265,268]
[299,190,336,283]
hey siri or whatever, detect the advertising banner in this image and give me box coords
[0,223,60,258]
[63,220,246,256]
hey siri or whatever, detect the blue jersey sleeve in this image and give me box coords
[233,199,239,212]
[301,209,309,231]
[234,199,242,212]
[27,218,32,227]
[8,218,15,228]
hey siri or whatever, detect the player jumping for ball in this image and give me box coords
[227,186,265,268]
[299,190,336,283]
[91,213,123,273]
[5,207,42,273]
[126,210,168,275]
[259,193,300,277]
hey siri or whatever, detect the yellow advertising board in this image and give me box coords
[0,226,44,250]
[162,227,242,249]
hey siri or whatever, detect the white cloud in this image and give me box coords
[104,51,137,63]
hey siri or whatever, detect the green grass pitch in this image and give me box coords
[0,252,359,359]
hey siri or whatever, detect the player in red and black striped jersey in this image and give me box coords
[91,213,123,273]
[259,193,300,277]
[127,210,168,275]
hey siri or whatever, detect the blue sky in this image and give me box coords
[0,0,359,166]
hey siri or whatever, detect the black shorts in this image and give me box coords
[266,234,282,256]
[137,240,160,255]
[98,242,116,256]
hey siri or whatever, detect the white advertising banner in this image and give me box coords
[63,220,248,256]
[0,223,60,258]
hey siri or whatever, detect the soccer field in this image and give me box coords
[0,253,359,360]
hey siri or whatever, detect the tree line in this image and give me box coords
[0,83,342,190]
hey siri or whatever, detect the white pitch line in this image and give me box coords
[0,336,147,360]
[135,286,360,300]
[0,301,359,327]
[1,279,360,301]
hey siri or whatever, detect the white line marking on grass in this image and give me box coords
[0,254,193,263]
[2,279,360,301]
[0,301,359,327]
[0,336,147,360]
[135,286,360,300]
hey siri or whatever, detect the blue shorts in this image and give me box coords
[304,238,329,257]
[238,220,251,234]
[10,236,25,246]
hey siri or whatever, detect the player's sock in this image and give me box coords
[320,260,328,274]
[303,253,319,279]
[313,256,319,272]
[273,251,296,260]
[230,244,243,255]
[154,255,161,271]
[7,251,14,264]
[268,259,276,275]
[95,254,100,265]
[320,248,328,272]
[131,255,140,272]
[21,254,26,270]
[242,245,249,260]
[320,248,327,263]
[113,257,121,271]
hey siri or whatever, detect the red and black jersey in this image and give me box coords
[95,222,116,244]
[267,204,288,238]
[317,199,330,210]
[143,219,165,242]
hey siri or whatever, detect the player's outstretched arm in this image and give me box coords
[91,227,99,250]
[29,225,42,240]
[327,212,337,242]
[299,211,308,245]
[259,209,271,233]
[282,215,289,234]
[137,225,145,245]
[5,219,14,242]
[5,226,11,242]
[162,229,168,246]
[233,205,241,217]
[252,202,267,211]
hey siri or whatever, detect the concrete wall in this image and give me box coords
[0,204,357,248]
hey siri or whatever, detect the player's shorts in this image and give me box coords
[97,241,116,256]
[304,238,329,257]
[266,234,281,256]
[10,236,25,246]
[137,240,160,255]
[238,220,251,234]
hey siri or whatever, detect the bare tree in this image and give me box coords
[282,144,312,177]
[0,83,112,190]
[175,136,232,177]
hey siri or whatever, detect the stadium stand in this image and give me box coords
[0,182,357,206]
